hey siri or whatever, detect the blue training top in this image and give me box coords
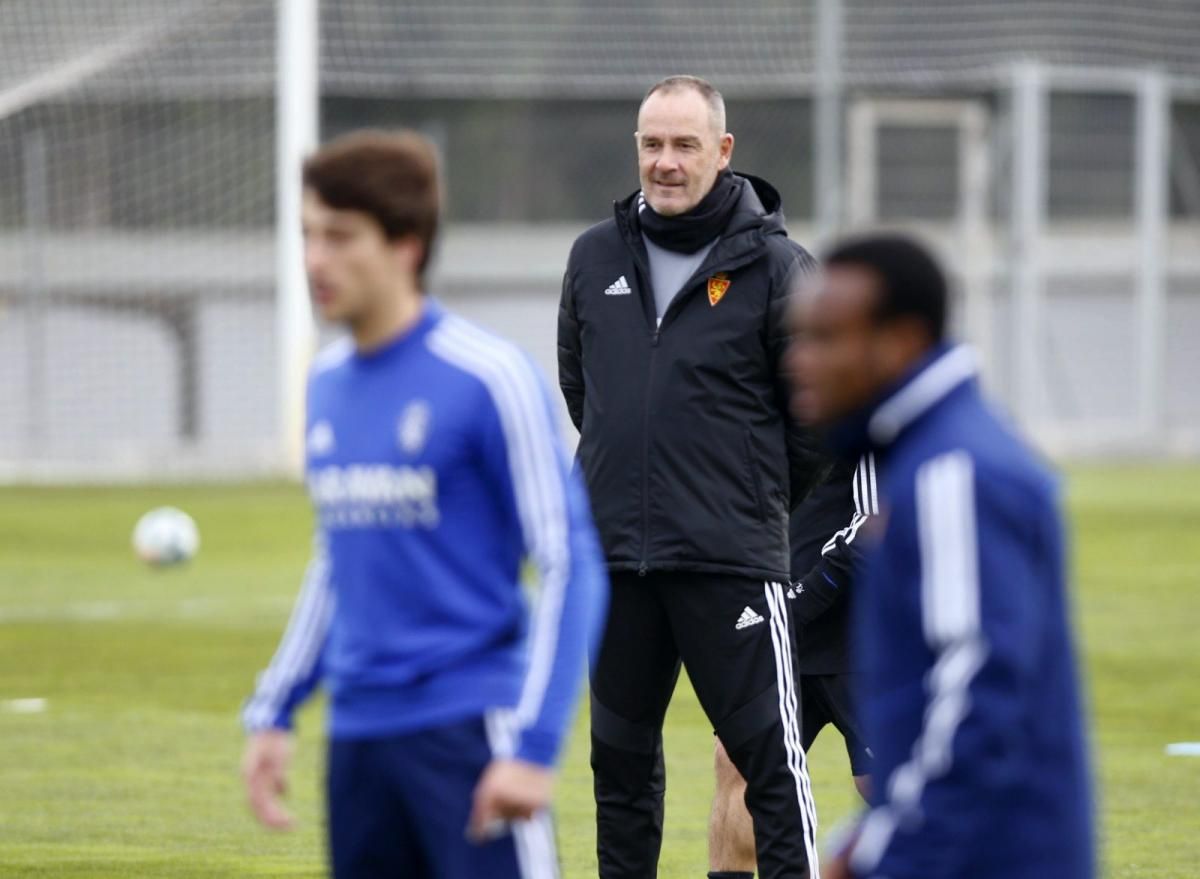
[242,300,608,768]
[830,344,1094,879]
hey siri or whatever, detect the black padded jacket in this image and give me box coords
[557,173,829,580]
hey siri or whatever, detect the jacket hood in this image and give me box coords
[733,172,785,230]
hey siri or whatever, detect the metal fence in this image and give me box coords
[1,1,1198,479]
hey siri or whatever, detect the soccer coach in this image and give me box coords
[558,75,824,879]
[788,234,1094,879]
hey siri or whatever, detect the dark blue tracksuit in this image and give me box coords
[830,344,1094,879]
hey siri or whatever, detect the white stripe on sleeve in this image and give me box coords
[241,538,334,730]
[484,709,561,879]
[917,451,980,646]
[820,453,877,556]
[866,451,880,514]
[849,449,987,876]
[428,318,571,730]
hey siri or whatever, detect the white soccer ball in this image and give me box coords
[132,507,200,567]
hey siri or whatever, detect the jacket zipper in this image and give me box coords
[621,240,656,578]
[639,327,660,576]
[634,252,760,576]
[618,217,762,576]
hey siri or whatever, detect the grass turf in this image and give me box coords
[0,464,1197,877]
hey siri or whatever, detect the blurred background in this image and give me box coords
[1,5,1199,878]
[2,0,1199,481]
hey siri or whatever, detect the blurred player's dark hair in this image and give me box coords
[823,234,948,342]
[303,130,441,280]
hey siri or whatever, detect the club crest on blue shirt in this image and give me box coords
[397,400,432,455]
[308,420,335,457]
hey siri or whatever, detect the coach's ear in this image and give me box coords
[717,131,734,170]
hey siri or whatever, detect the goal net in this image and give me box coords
[0,0,277,479]
[3,0,1200,481]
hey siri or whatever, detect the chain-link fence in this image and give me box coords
[2,1,1198,478]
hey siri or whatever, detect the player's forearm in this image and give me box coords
[850,637,1029,879]
[515,573,606,766]
[790,559,845,625]
[515,517,608,767]
[791,522,862,624]
[241,549,332,732]
[851,805,986,879]
[794,456,873,625]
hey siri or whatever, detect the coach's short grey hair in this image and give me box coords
[640,75,727,134]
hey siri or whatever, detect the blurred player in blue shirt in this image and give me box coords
[240,130,608,879]
[787,235,1094,879]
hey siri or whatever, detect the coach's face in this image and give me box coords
[302,189,404,326]
[787,265,892,427]
[636,88,734,216]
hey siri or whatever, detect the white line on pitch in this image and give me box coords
[2,698,48,714]
[0,596,294,623]
[1165,742,1200,757]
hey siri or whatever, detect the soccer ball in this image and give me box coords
[132,507,200,567]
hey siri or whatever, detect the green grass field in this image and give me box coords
[1,464,1198,878]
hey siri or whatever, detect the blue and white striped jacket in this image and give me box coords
[834,344,1094,879]
[242,300,608,768]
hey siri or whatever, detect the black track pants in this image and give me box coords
[590,570,818,879]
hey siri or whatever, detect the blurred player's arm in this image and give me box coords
[791,453,877,626]
[469,356,608,837]
[557,266,585,432]
[771,250,829,507]
[239,534,334,829]
[847,452,1038,879]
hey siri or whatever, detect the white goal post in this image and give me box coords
[846,97,994,393]
[276,0,320,476]
[844,69,1178,454]
[0,1,320,481]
